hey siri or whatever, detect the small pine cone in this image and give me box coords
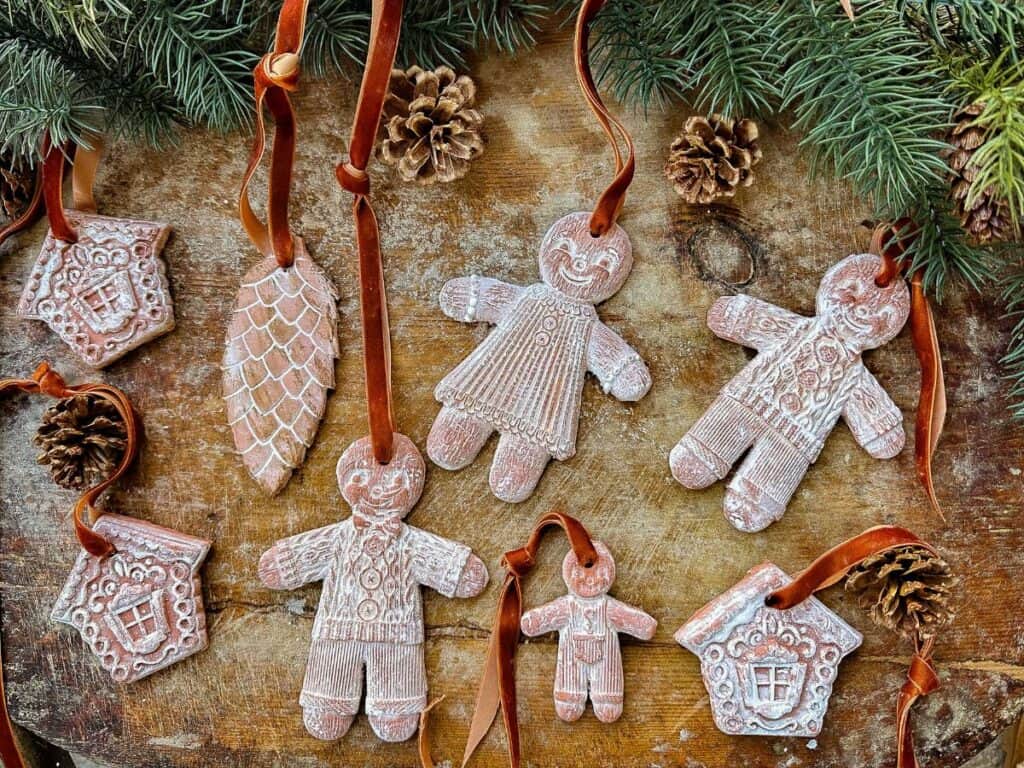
[948,102,1013,243]
[379,65,484,184]
[845,545,957,640]
[665,114,762,205]
[0,150,37,223]
[34,395,128,490]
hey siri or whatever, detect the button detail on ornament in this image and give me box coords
[675,562,861,738]
[51,514,210,683]
[18,211,175,368]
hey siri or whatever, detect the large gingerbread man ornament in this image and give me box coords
[670,253,910,532]
[258,434,488,742]
[428,212,652,503]
[520,541,656,723]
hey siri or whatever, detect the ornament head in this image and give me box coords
[562,540,616,598]
[538,212,633,303]
[336,433,425,519]
[816,253,910,351]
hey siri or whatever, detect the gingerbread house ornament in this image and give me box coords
[52,514,210,683]
[675,562,862,737]
[18,211,175,368]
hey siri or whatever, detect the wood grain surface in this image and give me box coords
[1,31,1022,768]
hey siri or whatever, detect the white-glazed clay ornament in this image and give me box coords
[670,252,910,532]
[52,513,210,683]
[428,212,652,502]
[258,433,489,743]
[675,562,862,738]
[18,211,175,368]
[521,540,656,723]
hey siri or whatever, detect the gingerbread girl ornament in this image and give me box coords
[521,540,656,723]
[670,252,910,532]
[428,212,651,502]
[259,434,488,742]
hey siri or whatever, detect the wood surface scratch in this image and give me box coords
[0,30,1022,768]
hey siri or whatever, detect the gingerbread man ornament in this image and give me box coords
[520,541,656,723]
[258,434,488,742]
[428,212,652,503]
[670,253,910,532]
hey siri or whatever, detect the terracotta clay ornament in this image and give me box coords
[223,17,339,495]
[259,434,488,742]
[670,252,911,531]
[521,540,656,723]
[675,562,862,737]
[0,364,210,686]
[17,138,175,368]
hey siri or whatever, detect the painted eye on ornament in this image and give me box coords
[594,248,620,273]
[349,469,370,486]
[552,237,574,261]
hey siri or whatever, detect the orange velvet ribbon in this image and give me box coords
[458,511,597,768]
[766,525,944,768]
[872,222,946,519]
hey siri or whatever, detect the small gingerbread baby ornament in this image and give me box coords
[670,253,910,532]
[258,433,488,742]
[428,212,652,503]
[520,541,656,723]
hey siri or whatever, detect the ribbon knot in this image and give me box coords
[257,52,300,90]
[501,547,536,579]
[904,650,940,698]
[337,162,371,196]
[32,362,68,398]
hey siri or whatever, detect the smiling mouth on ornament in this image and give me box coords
[559,265,594,286]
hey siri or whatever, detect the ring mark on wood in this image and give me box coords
[672,204,759,292]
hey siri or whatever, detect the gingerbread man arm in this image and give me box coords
[408,526,489,598]
[842,363,906,459]
[258,522,343,590]
[707,295,807,352]
[439,275,524,325]
[587,321,651,402]
[521,596,573,636]
[607,597,657,640]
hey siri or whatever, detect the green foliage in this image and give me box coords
[897,0,1024,57]
[1000,258,1024,419]
[947,51,1024,232]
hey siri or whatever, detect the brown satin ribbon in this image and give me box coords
[0,362,139,557]
[766,525,943,768]
[575,0,634,236]
[461,510,597,768]
[238,0,308,269]
[872,222,946,519]
[0,162,44,250]
[334,0,404,463]
[39,134,104,245]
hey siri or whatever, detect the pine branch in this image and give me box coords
[304,0,369,76]
[770,0,952,215]
[1000,256,1024,419]
[898,0,1024,57]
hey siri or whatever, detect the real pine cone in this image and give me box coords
[948,102,1013,243]
[379,65,484,184]
[665,114,762,205]
[845,545,957,640]
[1,150,36,224]
[35,395,128,490]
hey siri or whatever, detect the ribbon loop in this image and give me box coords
[501,548,534,579]
[337,163,371,196]
[905,652,940,697]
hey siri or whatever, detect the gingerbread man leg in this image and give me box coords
[723,433,809,532]
[553,635,588,722]
[299,639,362,740]
[427,406,493,470]
[586,632,623,723]
[489,433,550,503]
[365,642,427,742]
[670,396,764,489]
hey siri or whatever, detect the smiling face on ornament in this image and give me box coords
[816,253,910,351]
[538,213,633,303]
[336,434,425,519]
[562,540,616,598]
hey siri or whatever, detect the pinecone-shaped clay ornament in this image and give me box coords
[428,212,652,503]
[379,65,484,184]
[948,102,1013,242]
[670,253,910,532]
[665,115,762,204]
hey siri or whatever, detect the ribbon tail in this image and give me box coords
[462,584,509,768]
[896,638,939,768]
[909,277,946,521]
[0,161,44,250]
[417,696,445,768]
